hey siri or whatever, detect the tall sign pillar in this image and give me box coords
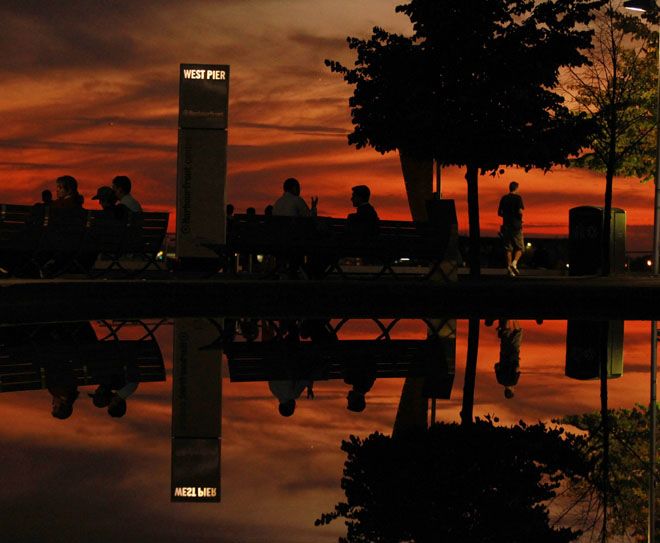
[171,318,222,502]
[176,64,229,267]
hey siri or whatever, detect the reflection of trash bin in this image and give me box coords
[568,206,625,275]
[565,320,624,380]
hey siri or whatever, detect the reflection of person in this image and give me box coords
[347,185,379,237]
[269,378,313,417]
[89,371,139,418]
[344,363,376,412]
[112,175,142,213]
[48,375,79,419]
[272,177,318,217]
[494,319,522,399]
[498,181,524,277]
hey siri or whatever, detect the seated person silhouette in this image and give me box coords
[51,175,84,210]
[47,361,79,420]
[269,378,313,417]
[272,177,318,217]
[344,362,377,412]
[91,186,128,219]
[347,185,379,237]
[494,319,522,399]
[89,364,139,418]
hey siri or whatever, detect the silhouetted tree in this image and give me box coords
[317,417,589,542]
[327,0,601,276]
[564,0,657,275]
[557,405,660,542]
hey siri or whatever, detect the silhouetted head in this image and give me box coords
[504,386,515,399]
[108,396,127,418]
[264,205,273,216]
[347,390,366,412]
[278,399,296,417]
[509,181,519,193]
[42,189,53,203]
[51,401,73,420]
[90,385,114,408]
[91,186,117,208]
[246,207,256,216]
[112,175,132,197]
[56,175,78,198]
[351,185,371,207]
[226,203,234,216]
[283,177,301,196]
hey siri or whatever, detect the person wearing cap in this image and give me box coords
[89,374,139,418]
[347,184,379,237]
[92,186,128,219]
[111,175,142,213]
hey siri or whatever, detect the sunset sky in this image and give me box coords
[0,3,657,540]
[0,0,656,250]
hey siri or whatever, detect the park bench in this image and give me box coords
[0,203,169,277]
[0,337,165,393]
[211,200,457,279]
[226,338,455,399]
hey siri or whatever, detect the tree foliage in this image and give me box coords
[326,0,603,274]
[316,417,589,543]
[326,0,601,171]
[557,405,660,542]
[565,0,658,182]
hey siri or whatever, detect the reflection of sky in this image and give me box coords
[0,319,653,542]
[0,1,655,250]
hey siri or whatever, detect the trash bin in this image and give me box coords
[565,320,624,380]
[568,206,626,275]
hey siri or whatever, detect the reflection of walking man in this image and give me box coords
[498,181,524,276]
[494,319,522,399]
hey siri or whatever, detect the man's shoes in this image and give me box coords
[506,265,516,277]
[510,263,520,276]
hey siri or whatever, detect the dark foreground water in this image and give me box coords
[0,316,655,542]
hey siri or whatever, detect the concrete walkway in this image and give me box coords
[2,273,660,324]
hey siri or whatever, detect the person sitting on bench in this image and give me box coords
[91,186,127,219]
[272,177,318,217]
[112,175,142,213]
[347,184,379,237]
[52,175,84,209]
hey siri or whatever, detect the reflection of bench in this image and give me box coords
[211,203,456,279]
[0,204,169,277]
[0,339,165,392]
[226,339,456,398]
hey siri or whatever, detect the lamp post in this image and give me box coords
[623,3,658,542]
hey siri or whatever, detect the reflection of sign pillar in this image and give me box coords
[176,64,229,264]
[172,318,222,502]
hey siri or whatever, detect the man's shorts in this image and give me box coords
[501,225,524,252]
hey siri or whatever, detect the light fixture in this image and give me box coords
[623,0,654,11]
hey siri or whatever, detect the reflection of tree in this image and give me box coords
[317,417,588,542]
[557,405,660,542]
